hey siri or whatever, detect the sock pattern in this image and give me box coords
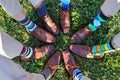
[62,0,70,10]
[88,11,109,31]
[73,69,84,80]
[36,2,48,17]
[92,42,114,56]
[20,46,34,59]
[19,16,37,32]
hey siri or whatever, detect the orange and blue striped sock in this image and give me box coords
[92,42,114,56]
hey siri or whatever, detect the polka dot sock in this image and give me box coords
[19,16,37,32]
[92,42,115,56]
[20,46,34,59]
[88,11,109,31]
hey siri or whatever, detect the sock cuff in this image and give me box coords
[99,10,109,20]
[19,16,30,26]
[19,16,28,24]
[109,40,115,49]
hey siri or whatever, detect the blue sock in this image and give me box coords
[72,69,84,80]
[88,11,109,31]
[36,2,48,17]
[19,16,37,32]
[62,0,70,10]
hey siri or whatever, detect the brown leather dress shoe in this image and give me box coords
[27,26,56,43]
[62,50,80,76]
[70,26,93,41]
[41,14,59,35]
[60,9,70,33]
[70,44,104,59]
[21,45,54,61]
[45,51,61,75]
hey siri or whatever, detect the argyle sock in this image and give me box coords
[92,42,115,56]
[88,11,109,31]
[42,68,52,80]
[20,46,34,59]
[19,16,37,32]
[61,0,70,10]
[73,69,84,80]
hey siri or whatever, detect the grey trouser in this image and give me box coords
[0,0,120,17]
[0,55,45,80]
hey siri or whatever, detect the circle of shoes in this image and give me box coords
[21,9,93,80]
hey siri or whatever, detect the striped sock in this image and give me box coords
[61,0,70,10]
[19,16,37,32]
[88,11,109,31]
[92,42,114,56]
[20,46,34,59]
[72,69,84,80]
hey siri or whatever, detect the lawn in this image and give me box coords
[0,0,120,80]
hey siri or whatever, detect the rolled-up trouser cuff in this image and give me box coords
[30,0,44,9]
[0,0,23,17]
[101,0,120,16]
[111,32,120,49]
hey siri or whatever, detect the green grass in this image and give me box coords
[0,0,120,80]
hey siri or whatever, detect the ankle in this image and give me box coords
[72,69,84,80]
[42,68,52,80]
[61,0,70,10]
[20,46,34,59]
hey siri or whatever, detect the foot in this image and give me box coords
[45,51,61,76]
[60,9,70,33]
[70,26,93,41]
[27,26,56,43]
[41,14,59,35]
[21,45,54,61]
[69,44,104,59]
[62,50,79,76]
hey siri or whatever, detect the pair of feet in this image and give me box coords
[69,26,106,59]
[28,9,70,43]
[44,50,90,80]
[21,48,90,79]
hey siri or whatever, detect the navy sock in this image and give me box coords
[36,2,48,17]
